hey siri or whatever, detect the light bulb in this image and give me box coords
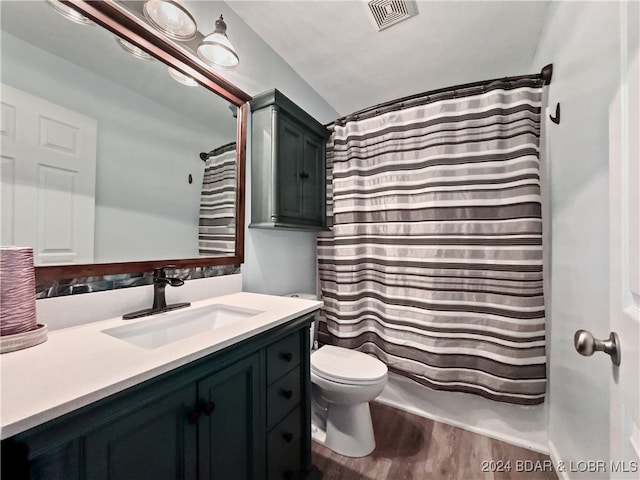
[143,0,197,41]
[168,67,198,87]
[197,16,239,70]
[46,0,94,26]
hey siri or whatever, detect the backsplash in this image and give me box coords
[36,265,241,299]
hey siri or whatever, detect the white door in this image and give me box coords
[609,2,639,478]
[1,84,97,264]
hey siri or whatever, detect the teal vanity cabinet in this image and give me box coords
[250,89,331,231]
[1,314,317,480]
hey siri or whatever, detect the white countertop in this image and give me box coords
[0,292,321,439]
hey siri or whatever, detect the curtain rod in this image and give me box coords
[333,64,553,127]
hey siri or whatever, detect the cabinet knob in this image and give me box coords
[202,401,216,416]
[282,432,294,443]
[187,409,201,425]
[282,389,294,400]
[281,352,293,362]
[299,172,309,179]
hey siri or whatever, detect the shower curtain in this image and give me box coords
[317,78,546,405]
[198,142,236,256]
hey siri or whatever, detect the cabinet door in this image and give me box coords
[276,116,304,221]
[84,386,197,480]
[301,134,325,225]
[197,353,261,480]
[2,437,81,480]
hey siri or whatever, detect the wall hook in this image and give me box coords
[549,103,561,124]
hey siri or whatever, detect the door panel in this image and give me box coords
[276,116,304,220]
[84,386,197,480]
[301,135,324,223]
[1,154,16,245]
[197,354,261,480]
[609,1,640,476]
[0,84,97,264]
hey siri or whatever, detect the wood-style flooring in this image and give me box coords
[312,402,557,480]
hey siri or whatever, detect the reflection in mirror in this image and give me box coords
[0,0,240,267]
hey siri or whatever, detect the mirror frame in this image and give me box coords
[35,0,251,282]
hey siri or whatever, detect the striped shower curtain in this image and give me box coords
[198,142,236,256]
[317,78,546,405]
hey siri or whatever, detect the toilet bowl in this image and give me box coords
[310,345,388,457]
[284,293,388,458]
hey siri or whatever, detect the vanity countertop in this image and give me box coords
[0,292,321,439]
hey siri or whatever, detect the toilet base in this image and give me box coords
[324,401,375,457]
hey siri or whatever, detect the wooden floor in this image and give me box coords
[312,402,558,480]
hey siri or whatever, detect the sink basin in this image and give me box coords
[102,304,263,349]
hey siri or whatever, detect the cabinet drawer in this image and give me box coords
[267,367,301,428]
[267,406,302,466]
[267,439,302,480]
[266,331,302,384]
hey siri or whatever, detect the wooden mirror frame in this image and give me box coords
[36,0,251,282]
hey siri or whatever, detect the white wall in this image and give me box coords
[183,1,339,295]
[1,33,223,262]
[532,2,622,475]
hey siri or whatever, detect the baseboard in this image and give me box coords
[548,440,570,480]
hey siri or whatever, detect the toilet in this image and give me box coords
[286,293,388,458]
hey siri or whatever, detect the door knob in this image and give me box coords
[282,389,293,400]
[202,401,215,416]
[574,330,621,366]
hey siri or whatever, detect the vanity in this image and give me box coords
[1,2,326,478]
[1,293,322,480]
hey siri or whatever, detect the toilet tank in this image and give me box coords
[285,293,319,349]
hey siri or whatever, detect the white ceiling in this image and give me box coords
[227,1,551,116]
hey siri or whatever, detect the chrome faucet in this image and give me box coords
[123,268,191,320]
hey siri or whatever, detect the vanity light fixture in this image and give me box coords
[197,15,239,70]
[167,67,198,87]
[116,38,154,61]
[46,0,94,26]
[143,0,198,41]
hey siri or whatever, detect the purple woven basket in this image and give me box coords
[1,247,37,336]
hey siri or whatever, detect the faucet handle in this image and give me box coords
[153,265,178,277]
[153,267,184,287]
[153,267,166,278]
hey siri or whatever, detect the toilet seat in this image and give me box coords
[311,345,387,385]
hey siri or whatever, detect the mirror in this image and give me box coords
[0,0,250,281]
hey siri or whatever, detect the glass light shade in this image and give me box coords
[168,67,198,87]
[143,0,197,41]
[46,0,94,26]
[116,38,154,61]
[197,16,239,70]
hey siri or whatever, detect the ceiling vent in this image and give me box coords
[368,0,418,31]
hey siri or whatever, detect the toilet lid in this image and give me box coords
[311,345,388,384]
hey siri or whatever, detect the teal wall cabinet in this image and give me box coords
[250,89,330,231]
[1,314,317,480]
